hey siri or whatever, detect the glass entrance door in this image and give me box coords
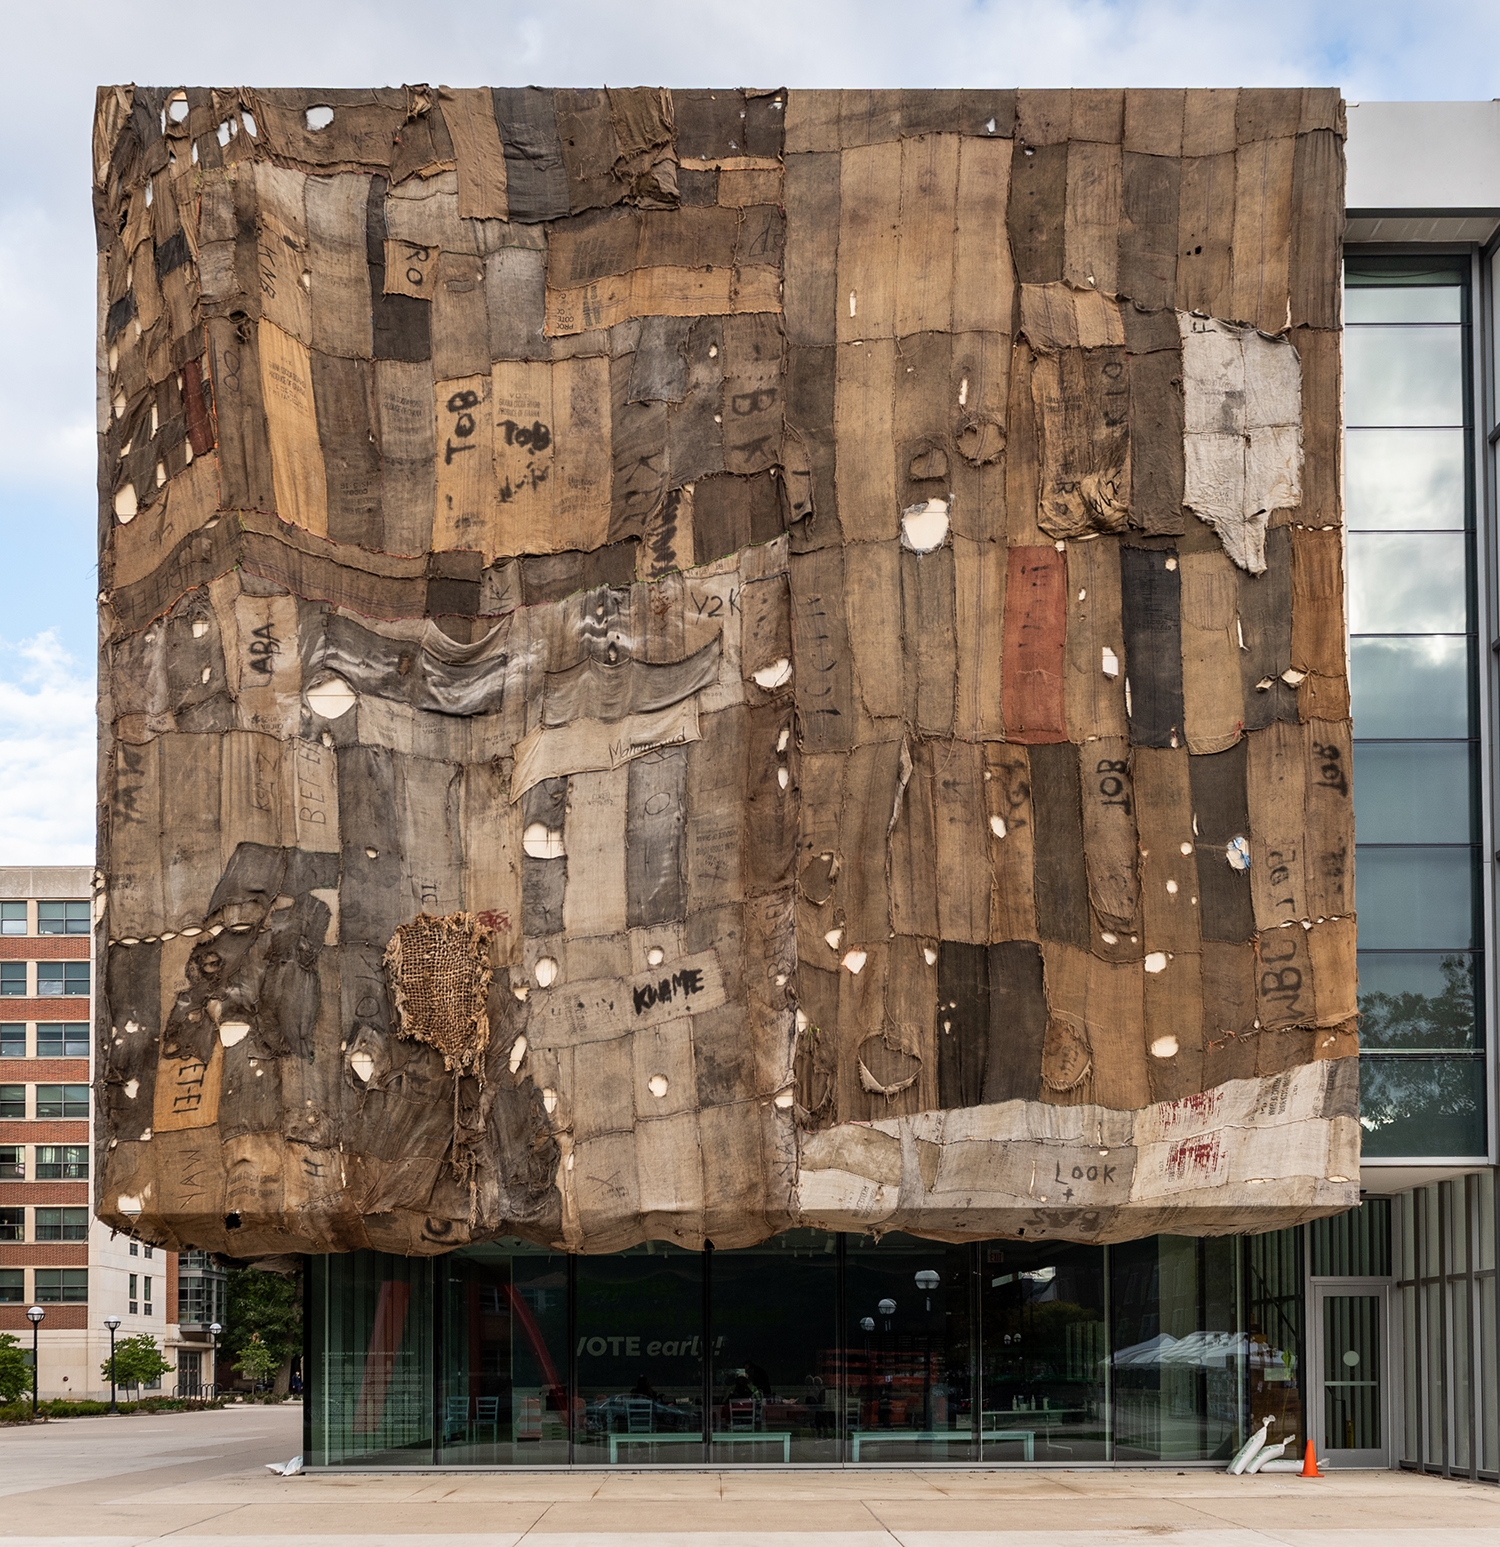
[1311,1283,1390,1468]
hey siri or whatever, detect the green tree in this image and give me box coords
[225,1267,302,1393]
[233,1334,279,1388]
[102,1333,174,1394]
[0,1331,30,1404]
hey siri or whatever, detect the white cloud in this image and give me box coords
[0,632,96,865]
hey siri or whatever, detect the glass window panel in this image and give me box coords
[1344,429,1467,530]
[844,1232,974,1463]
[1111,1236,1243,1462]
[1354,847,1476,950]
[0,1268,22,1302]
[707,1230,840,1464]
[436,1239,570,1465]
[1353,744,1476,845]
[35,1024,89,1058]
[1346,532,1470,633]
[1322,1294,1382,1451]
[574,1243,704,1464]
[1310,1200,1391,1277]
[1349,638,1473,739]
[37,962,90,997]
[0,963,26,995]
[1359,1055,1487,1158]
[1344,287,1463,325]
[0,1086,23,1119]
[308,1251,434,1466]
[0,1024,22,1057]
[981,1239,1108,1462]
[0,1208,22,1242]
[35,1268,88,1303]
[0,903,24,936]
[1357,952,1479,1050]
[0,1145,22,1180]
[1344,327,1465,428]
[37,902,90,936]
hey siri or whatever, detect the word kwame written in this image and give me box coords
[633,967,707,1016]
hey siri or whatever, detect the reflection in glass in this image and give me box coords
[1343,286,1462,325]
[1111,1237,1243,1462]
[574,1244,704,1464]
[437,1241,569,1464]
[1349,638,1472,739]
[1360,1054,1487,1157]
[845,1233,973,1462]
[1344,429,1466,530]
[1358,953,1478,1050]
[1353,847,1476,950]
[1352,743,1476,844]
[309,1251,434,1465]
[1310,1199,1391,1277]
[1346,532,1469,633]
[981,1240,1108,1461]
[1322,1295,1381,1450]
[1344,328,1464,428]
[709,1230,840,1463]
[1246,1229,1304,1458]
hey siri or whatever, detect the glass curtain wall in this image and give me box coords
[308,1233,1257,1467]
[1345,258,1487,1157]
[1392,1173,1499,1480]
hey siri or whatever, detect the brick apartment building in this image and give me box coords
[0,865,222,1398]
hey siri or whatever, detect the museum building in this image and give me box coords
[88,88,1497,1475]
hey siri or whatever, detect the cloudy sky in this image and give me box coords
[1,0,1494,864]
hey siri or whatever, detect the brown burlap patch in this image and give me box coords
[383,912,494,1074]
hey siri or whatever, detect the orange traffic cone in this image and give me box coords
[1300,1439,1322,1478]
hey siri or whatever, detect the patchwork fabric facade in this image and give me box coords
[93,86,1357,1262]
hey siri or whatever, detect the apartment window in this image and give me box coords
[36,963,89,998]
[35,1145,88,1180]
[35,1084,89,1119]
[36,1024,88,1058]
[34,1268,88,1303]
[1345,256,1486,1158]
[0,1024,24,1057]
[0,903,25,936]
[35,1207,88,1242]
[0,1207,23,1242]
[129,1240,138,1256]
[0,1269,22,1303]
[36,902,90,936]
[0,963,25,996]
[0,1145,22,1181]
[143,1275,153,1315]
[129,1271,137,1314]
[0,1085,23,1120]
[143,1243,152,1258]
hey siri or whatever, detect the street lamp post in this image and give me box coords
[915,1270,941,1433]
[26,1305,44,1415]
[209,1322,222,1400]
[104,1315,121,1414]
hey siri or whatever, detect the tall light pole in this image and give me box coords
[104,1315,121,1413]
[915,1270,941,1433]
[26,1305,44,1415]
[209,1322,222,1400]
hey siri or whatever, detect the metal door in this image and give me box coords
[1310,1281,1390,1468]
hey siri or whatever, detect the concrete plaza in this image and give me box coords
[0,1406,1493,1546]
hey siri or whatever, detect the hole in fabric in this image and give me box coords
[900,497,950,553]
[508,1035,527,1073]
[306,676,356,718]
[242,111,257,137]
[523,824,564,859]
[217,121,232,147]
[219,1022,250,1047]
[1144,952,1168,973]
[191,618,209,639]
[1150,1036,1179,1058]
[777,727,790,752]
[305,105,335,131]
[167,96,189,124]
[752,658,793,689]
[542,1088,558,1113]
[200,666,212,684]
[647,1074,669,1098]
[923,947,937,966]
[114,484,138,522]
[1166,879,1179,895]
[224,1212,241,1229]
[824,928,843,951]
[1180,841,1194,856]
[534,957,558,987]
[117,1195,143,1216]
[774,1091,795,1109]
[989,815,1006,838]
[777,766,789,789]
[1100,931,1118,945]
[349,1050,375,1082]
[1225,836,1251,872]
[1101,646,1119,678]
[646,947,665,967]
[842,949,867,974]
